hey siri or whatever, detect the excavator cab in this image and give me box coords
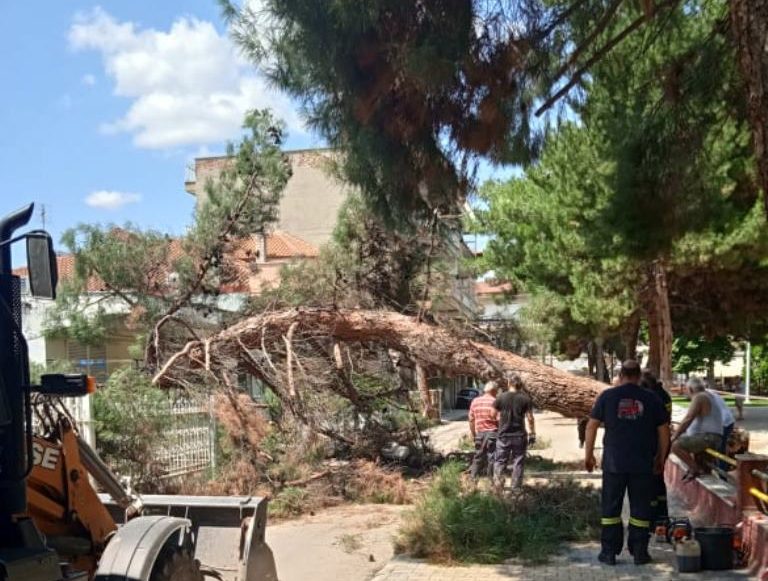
[0,204,277,581]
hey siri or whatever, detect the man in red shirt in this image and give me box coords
[469,381,499,479]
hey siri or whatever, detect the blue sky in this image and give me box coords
[1,1,513,266]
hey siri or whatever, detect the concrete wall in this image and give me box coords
[186,149,350,248]
[21,295,55,365]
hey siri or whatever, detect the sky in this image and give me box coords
[0,1,514,267]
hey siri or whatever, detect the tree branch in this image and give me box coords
[535,0,679,116]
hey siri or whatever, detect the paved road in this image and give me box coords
[267,504,405,581]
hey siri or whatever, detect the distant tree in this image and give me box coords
[479,1,768,384]
[672,336,736,382]
[475,125,637,382]
[749,340,768,393]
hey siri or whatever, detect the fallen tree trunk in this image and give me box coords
[155,308,608,418]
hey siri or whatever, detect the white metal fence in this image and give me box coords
[60,394,216,480]
[154,397,216,478]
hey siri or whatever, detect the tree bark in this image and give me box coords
[706,360,716,388]
[415,363,436,419]
[586,340,597,379]
[646,302,661,378]
[155,308,609,418]
[595,336,608,384]
[730,0,768,215]
[622,311,641,361]
[652,262,674,387]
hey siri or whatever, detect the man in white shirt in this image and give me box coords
[707,386,735,469]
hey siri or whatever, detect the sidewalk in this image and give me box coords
[373,478,751,581]
[379,411,755,580]
[372,541,750,580]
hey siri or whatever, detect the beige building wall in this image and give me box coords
[186,149,350,247]
[44,321,136,382]
[46,337,67,362]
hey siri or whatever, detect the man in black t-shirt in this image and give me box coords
[585,360,670,566]
[493,373,535,490]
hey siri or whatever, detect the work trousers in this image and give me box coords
[650,473,668,523]
[469,431,496,479]
[601,472,654,555]
[494,433,527,488]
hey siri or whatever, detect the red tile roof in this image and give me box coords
[14,254,109,292]
[230,231,319,260]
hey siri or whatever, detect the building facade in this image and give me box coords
[185,149,350,248]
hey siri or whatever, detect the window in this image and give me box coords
[66,341,108,383]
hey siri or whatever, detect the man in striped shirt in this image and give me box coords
[469,381,499,479]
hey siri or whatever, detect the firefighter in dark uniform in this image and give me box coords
[640,370,672,524]
[584,360,671,565]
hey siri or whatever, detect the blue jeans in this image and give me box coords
[719,423,734,472]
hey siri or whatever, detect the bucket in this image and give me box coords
[676,539,701,573]
[694,526,734,570]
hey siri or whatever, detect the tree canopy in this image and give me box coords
[476,0,768,380]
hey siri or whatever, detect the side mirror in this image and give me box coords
[37,374,96,397]
[26,232,58,300]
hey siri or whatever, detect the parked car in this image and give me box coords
[455,388,480,409]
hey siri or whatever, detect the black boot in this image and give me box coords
[598,551,617,566]
[631,540,652,565]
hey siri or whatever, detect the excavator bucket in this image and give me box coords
[98,493,278,581]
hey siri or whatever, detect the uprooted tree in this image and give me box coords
[154,307,607,424]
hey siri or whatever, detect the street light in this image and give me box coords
[745,340,751,404]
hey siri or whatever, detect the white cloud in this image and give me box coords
[69,7,303,150]
[82,73,97,86]
[85,190,142,210]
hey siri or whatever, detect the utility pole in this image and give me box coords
[39,204,47,230]
[746,341,752,404]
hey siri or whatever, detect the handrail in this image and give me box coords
[705,447,738,467]
[753,469,768,482]
[749,487,768,504]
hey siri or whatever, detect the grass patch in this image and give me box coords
[269,486,311,519]
[394,462,600,564]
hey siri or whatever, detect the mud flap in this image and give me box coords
[94,515,192,581]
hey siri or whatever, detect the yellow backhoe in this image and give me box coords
[0,203,278,581]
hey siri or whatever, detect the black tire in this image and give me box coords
[150,546,204,581]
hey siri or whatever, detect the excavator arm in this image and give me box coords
[27,420,117,576]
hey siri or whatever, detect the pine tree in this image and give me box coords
[44,110,292,372]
